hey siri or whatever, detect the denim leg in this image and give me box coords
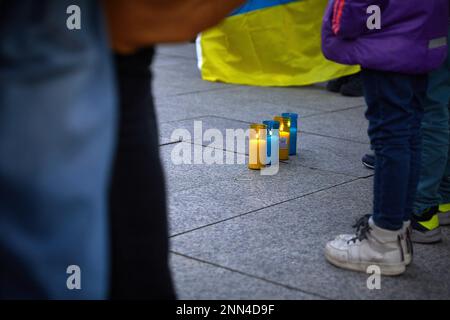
[404,76,426,220]
[362,69,425,231]
[439,112,450,205]
[437,29,450,206]
[415,27,450,212]
[109,48,175,299]
[0,1,116,299]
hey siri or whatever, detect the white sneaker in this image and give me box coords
[334,216,412,265]
[325,218,407,276]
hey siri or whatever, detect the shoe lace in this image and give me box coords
[348,214,372,244]
[352,214,371,232]
[348,223,372,244]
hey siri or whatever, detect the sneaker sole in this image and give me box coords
[439,211,450,226]
[334,234,412,266]
[411,227,442,244]
[324,251,406,276]
[362,162,375,170]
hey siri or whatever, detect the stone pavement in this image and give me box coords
[153,43,450,300]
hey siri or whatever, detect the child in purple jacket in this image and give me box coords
[321,0,449,275]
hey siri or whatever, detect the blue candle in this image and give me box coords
[282,113,298,155]
[263,120,280,165]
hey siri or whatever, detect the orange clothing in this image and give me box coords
[103,0,245,54]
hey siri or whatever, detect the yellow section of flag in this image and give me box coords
[197,0,360,86]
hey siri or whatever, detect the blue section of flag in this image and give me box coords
[230,0,298,16]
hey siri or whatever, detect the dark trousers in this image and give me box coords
[362,69,427,231]
[109,48,175,299]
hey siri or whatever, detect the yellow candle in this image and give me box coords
[274,116,290,160]
[248,124,267,170]
[279,131,290,160]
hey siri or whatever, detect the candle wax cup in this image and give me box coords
[282,113,298,156]
[279,131,290,160]
[249,138,266,170]
[266,134,279,165]
[289,127,297,156]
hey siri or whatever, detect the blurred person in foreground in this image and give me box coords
[0,0,244,299]
[0,1,116,298]
[104,0,245,299]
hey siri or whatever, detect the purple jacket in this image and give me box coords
[322,0,449,74]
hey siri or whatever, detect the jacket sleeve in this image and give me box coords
[331,0,389,39]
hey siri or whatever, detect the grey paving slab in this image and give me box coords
[171,178,450,299]
[199,85,366,113]
[171,254,319,300]
[167,164,352,235]
[153,46,234,98]
[159,116,249,147]
[157,43,198,60]
[154,43,365,114]
[291,132,371,177]
[160,141,249,194]
[152,67,230,98]
[155,89,321,124]
[153,53,193,68]
[159,117,371,178]
[155,97,223,124]
[158,116,276,151]
[300,106,370,144]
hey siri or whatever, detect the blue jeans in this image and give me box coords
[414,27,450,214]
[0,1,116,298]
[362,69,427,231]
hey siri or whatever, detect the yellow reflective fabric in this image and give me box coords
[419,214,440,231]
[439,203,450,213]
[198,0,360,87]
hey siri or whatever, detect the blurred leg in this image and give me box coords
[109,47,175,299]
[414,40,450,215]
[0,1,116,299]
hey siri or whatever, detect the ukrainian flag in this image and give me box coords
[197,0,359,86]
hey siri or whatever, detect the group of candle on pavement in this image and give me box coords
[248,113,298,170]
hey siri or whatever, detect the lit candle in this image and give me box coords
[282,113,298,156]
[248,124,267,170]
[263,120,280,165]
[274,116,290,160]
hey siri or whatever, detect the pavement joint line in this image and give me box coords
[153,86,233,100]
[159,140,182,147]
[169,176,362,238]
[157,87,355,119]
[171,251,330,300]
[161,139,368,179]
[170,86,235,98]
[158,114,369,145]
[160,134,373,179]
[166,138,250,156]
[158,115,212,125]
[279,161,372,178]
